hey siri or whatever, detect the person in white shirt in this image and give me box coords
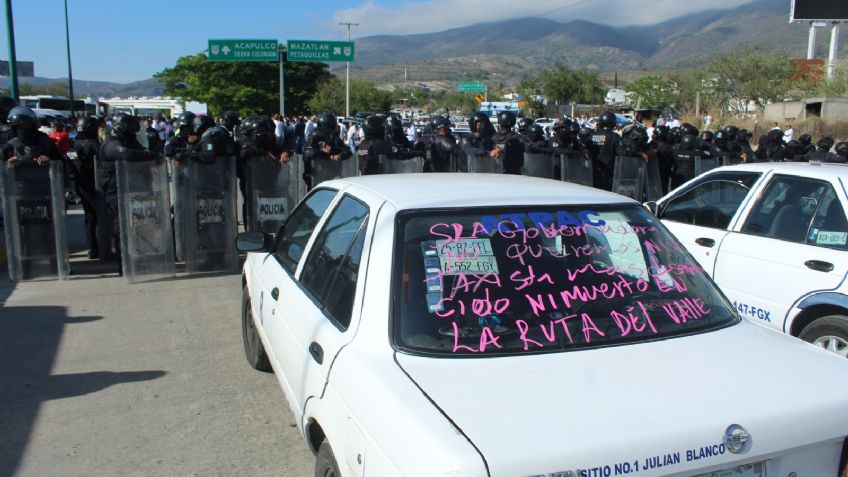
[405,123,418,143]
[783,123,794,143]
[667,116,680,129]
[273,113,286,146]
[338,120,348,142]
[304,115,317,137]
[346,123,359,149]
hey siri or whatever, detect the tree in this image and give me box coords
[307,78,392,116]
[625,76,678,109]
[704,49,794,113]
[155,53,331,116]
[539,65,604,105]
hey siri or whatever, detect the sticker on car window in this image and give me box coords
[816,230,848,246]
[429,238,500,275]
[800,196,818,214]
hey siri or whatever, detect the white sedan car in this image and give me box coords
[238,174,848,477]
[653,162,848,357]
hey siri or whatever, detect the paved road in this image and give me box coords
[0,210,314,477]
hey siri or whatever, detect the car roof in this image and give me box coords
[711,161,848,181]
[322,173,635,210]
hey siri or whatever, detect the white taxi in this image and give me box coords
[652,162,848,357]
[238,173,848,477]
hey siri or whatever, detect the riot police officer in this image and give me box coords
[798,134,816,156]
[357,115,393,175]
[588,111,624,191]
[650,126,675,194]
[754,129,785,162]
[99,114,160,273]
[516,117,534,144]
[670,134,699,189]
[3,107,64,186]
[164,111,197,162]
[493,111,524,174]
[426,115,457,172]
[806,137,838,163]
[834,142,848,163]
[0,96,18,146]
[303,112,352,189]
[72,116,102,258]
[460,112,497,173]
[526,124,552,153]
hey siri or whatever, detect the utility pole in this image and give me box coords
[4,0,19,101]
[338,21,358,118]
[63,0,75,117]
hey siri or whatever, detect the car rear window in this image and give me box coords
[392,204,737,356]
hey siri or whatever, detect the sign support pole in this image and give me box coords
[280,44,286,116]
[4,0,18,101]
[807,23,817,59]
[339,22,358,118]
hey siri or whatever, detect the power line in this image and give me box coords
[533,0,596,18]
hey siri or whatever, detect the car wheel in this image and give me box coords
[242,285,272,372]
[799,315,848,358]
[314,440,341,477]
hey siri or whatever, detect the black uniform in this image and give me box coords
[2,131,64,195]
[356,135,393,175]
[588,130,624,191]
[426,133,457,172]
[493,129,525,174]
[303,127,352,189]
[99,135,160,265]
[72,136,101,256]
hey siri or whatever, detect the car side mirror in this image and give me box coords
[236,232,275,253]
[643,201,659,216]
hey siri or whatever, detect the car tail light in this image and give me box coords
[839,437,848,477]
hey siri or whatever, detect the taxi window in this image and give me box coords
[806,188,848,250]
[300,195,369,329]
[274,189,337,274]
[660,172,759,229]
[742,175,829,243]
[392,204,738,356]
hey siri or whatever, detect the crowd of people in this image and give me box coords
[2,95,847,279]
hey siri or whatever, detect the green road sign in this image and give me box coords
[286,40,355,62]
[458,82,486,93]
[208,39,278,61]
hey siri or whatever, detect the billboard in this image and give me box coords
[0,61,34,77]
[790,0,848,21]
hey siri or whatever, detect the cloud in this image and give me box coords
[331,0,760,37]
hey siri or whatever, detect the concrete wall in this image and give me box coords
[765,101,805,122]
[822,99,848,121]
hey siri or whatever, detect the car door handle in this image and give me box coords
[695,237,715,248]
[309,342,324,364]
[805,260,834,273]
[270,287,279,301]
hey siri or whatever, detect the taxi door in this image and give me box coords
[713,174,848,333]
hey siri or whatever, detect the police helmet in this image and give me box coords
[798,134,812,146]
[317,112,337,131]
[817,136,834,150]
[179,111,196,127]
[578,127,593,143]
[597,111,616,129]
[737,129,751,143]
[240,115,259,137]
[363,115,386,138]
[528,124,545,142]
[680,123,699,137]
[623,124,648,143]
[669,126,682,144]
[652,125,669,142]
[835,142,848,157]
[767,128,783,142]
[566,123,581,137]
[253,117,275,135]
[0,96,18,123]
[785,140,805,159]
[7,106,37,128]
[680,134,697,150]
[76,116,99,139]
[112,113,141,137]
[713,130,728,147]
[496,111,516,130]
[193,115,215,137]
[517,117,534,133]
[223,110,240,126]
[699,131,714,144]
[430,115,450,131]
[387,114,404,136]
[723,125,739,141]
[469,111,490,134]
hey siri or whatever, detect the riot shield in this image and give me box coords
[612,156,645,201]
[466,154,504,174]
[378,154,424,174]
[116,157,175,283]
[560,153,593,187]
[245,156,301,234]
[310,156,359,185]
[177,156,239,275]
[522,152,556,179]
[295,154,308,202]
[1,160,69,281]
[695,156,720,176]
[643,157,664,201]
[92,156,114,259]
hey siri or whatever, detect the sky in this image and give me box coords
[0,0,759,84]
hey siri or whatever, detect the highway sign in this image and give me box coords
[286,40,355,62]
[458,82,486,93]
[208,39,278,61]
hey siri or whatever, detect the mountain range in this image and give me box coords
[3,0,846,97]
